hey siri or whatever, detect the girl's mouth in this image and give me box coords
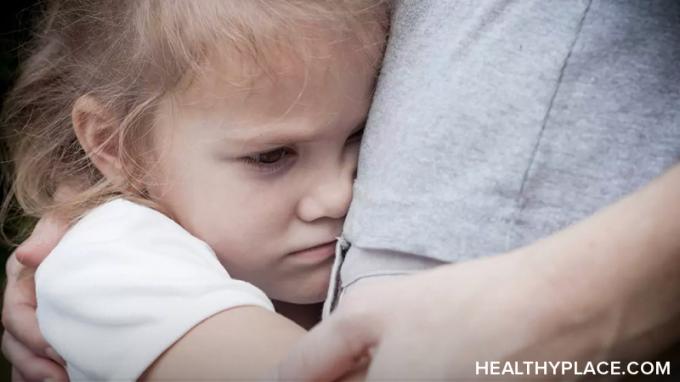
[287,241,336,263]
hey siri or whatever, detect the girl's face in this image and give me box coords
[147,40,378,303]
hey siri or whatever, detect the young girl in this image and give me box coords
[2,0,388,380]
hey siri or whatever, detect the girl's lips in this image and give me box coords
[287,241,336,262]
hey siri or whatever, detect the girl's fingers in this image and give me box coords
[2,332,68,382]
[276,314,377,382]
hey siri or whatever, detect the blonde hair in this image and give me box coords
[1,0,389,235]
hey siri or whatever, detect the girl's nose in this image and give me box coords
[296,166,354,222]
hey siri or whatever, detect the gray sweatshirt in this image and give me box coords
[337,0,680,288]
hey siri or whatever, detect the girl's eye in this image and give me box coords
[347,127,365,144]
[241,147,295,173]
[251,148,289,164]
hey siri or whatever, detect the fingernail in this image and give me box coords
[45,346,66,366]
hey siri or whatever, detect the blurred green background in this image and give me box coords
[1,1,41,378]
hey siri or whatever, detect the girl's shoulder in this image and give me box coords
[36,197,231,286]
[62,198,194,246]
[34,197,275,381]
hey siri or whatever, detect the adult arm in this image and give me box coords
[279,163,680,381]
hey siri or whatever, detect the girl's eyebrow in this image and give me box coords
[223,117,368,148]
[226,126,320,148]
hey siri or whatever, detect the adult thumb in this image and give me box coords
[15,213,69,268]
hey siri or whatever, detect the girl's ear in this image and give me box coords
[71,95,124,184]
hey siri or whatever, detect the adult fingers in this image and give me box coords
[11,367,28,382]
[2,254,54,361]
[276,313,378,382]
[2,332,68,382]
[15,213,69,268]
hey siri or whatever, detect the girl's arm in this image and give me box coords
[140,306,305,380]
[3,222,364,382]
[141,304,368,381]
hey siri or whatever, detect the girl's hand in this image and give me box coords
[2,214,70,382]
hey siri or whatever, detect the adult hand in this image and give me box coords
[278,164,680,381]
[277,249,574,381]
[2,214,70,382]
